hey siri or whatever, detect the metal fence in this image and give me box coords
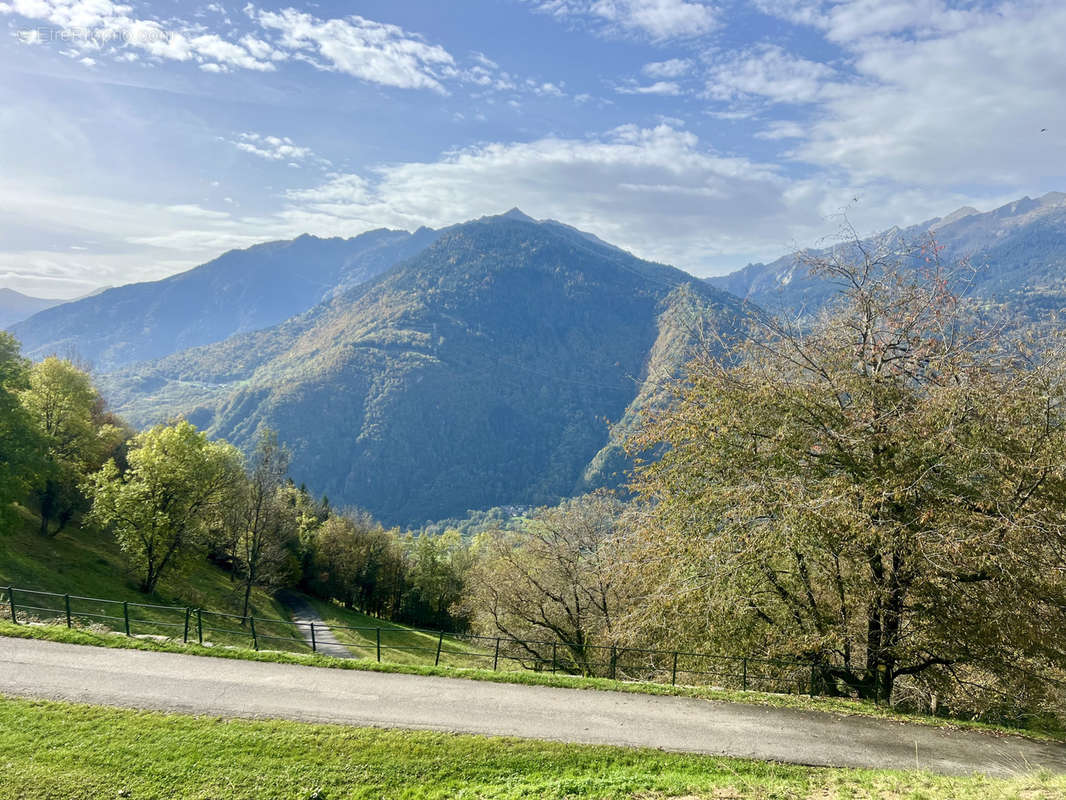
[0,585,825,697]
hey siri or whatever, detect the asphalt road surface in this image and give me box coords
[2,636,1064,777]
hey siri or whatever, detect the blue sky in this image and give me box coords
[1,0,1064,298]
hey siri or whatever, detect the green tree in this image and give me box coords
[403,529,473,630]
[231,430,300,620]
[0,333,43,522]
[87,420,243,593]
[20,357,126,536]
[627,237,1066,710]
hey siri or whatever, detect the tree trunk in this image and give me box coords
[242,578,253,622]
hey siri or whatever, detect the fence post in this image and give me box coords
[551,642,557,674]
[610,645,617,680]
[435,631,444,666]
[376,627,381,662]
[123,601,130,636]
[183,608,191,644]
[493,637,501,671]
[671,651,678,686]
[742,657,748,691]
[64,594,72,628]
[196,608,203,645]
[250,617,258,651]
[7,587,16,625]
[310,622,317,653]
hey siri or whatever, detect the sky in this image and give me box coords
[1,0,1064,298]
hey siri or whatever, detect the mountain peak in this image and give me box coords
[499,207,537,223]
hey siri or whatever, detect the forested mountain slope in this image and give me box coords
[103,214,744,525]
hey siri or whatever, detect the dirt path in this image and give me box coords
[277,591,353,659]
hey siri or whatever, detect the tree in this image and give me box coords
[87,420,243,593]
[465,492,626,676]
[403,529,473,630]
[231,430,300,620]
[627,234,1066,710]
[0,333,43,522]
[20,357,126,536]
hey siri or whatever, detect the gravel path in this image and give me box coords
[277,591,353,659]
[2,636,1064,777]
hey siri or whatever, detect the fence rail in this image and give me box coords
[0,585,858,700]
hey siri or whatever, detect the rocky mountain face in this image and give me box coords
[708,192,1066,317]
[11,227,439,371]
[101,213,744,526]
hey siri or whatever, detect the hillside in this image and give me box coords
[0,289,64,329]
[708,191,1066,317]
[0,505,292,644]
[102,213,745,525]
[11,227,439,371]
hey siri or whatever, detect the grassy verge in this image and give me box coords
[4,619,1062,745]
[1,695,1064,800]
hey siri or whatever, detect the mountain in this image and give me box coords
[708,191,1066,317]
[102,213,744,526]
[0,289,65,329]
[11,227,439,371]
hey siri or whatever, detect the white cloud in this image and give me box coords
[616,80,681,95]
[0,0,276,70]
[2,1,524,95]
[535,0,717,40]
[706,44,836,104]
[753,0,985,42]
[751,0,828,28]
[249,6,456,93]
[785,1,1066,186]
[755,120,805,140]
[230,132,322,164]
[642,58,691,78]
[278,124,848,272]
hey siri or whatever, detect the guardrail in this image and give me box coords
[0,585,840,698]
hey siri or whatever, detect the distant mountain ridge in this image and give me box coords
[11,227,440,371]
[101,212,744,525]
[708,191,1066,317]
[0,288,65,329]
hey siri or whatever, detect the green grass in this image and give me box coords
[305,596,497,668]
[0,506,305,651]
[1,695,1063,800]
[5,620,1064,747]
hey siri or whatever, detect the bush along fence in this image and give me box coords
[0,586,888,702]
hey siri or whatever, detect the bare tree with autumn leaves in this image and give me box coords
[625,233,1066,714]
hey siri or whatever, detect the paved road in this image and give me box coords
[2,637,1064,777]
[277,591,353,659]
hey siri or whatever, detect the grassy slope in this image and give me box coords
[306,596,496,668]
[3,696,1065,800]
[0,507,304,650]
